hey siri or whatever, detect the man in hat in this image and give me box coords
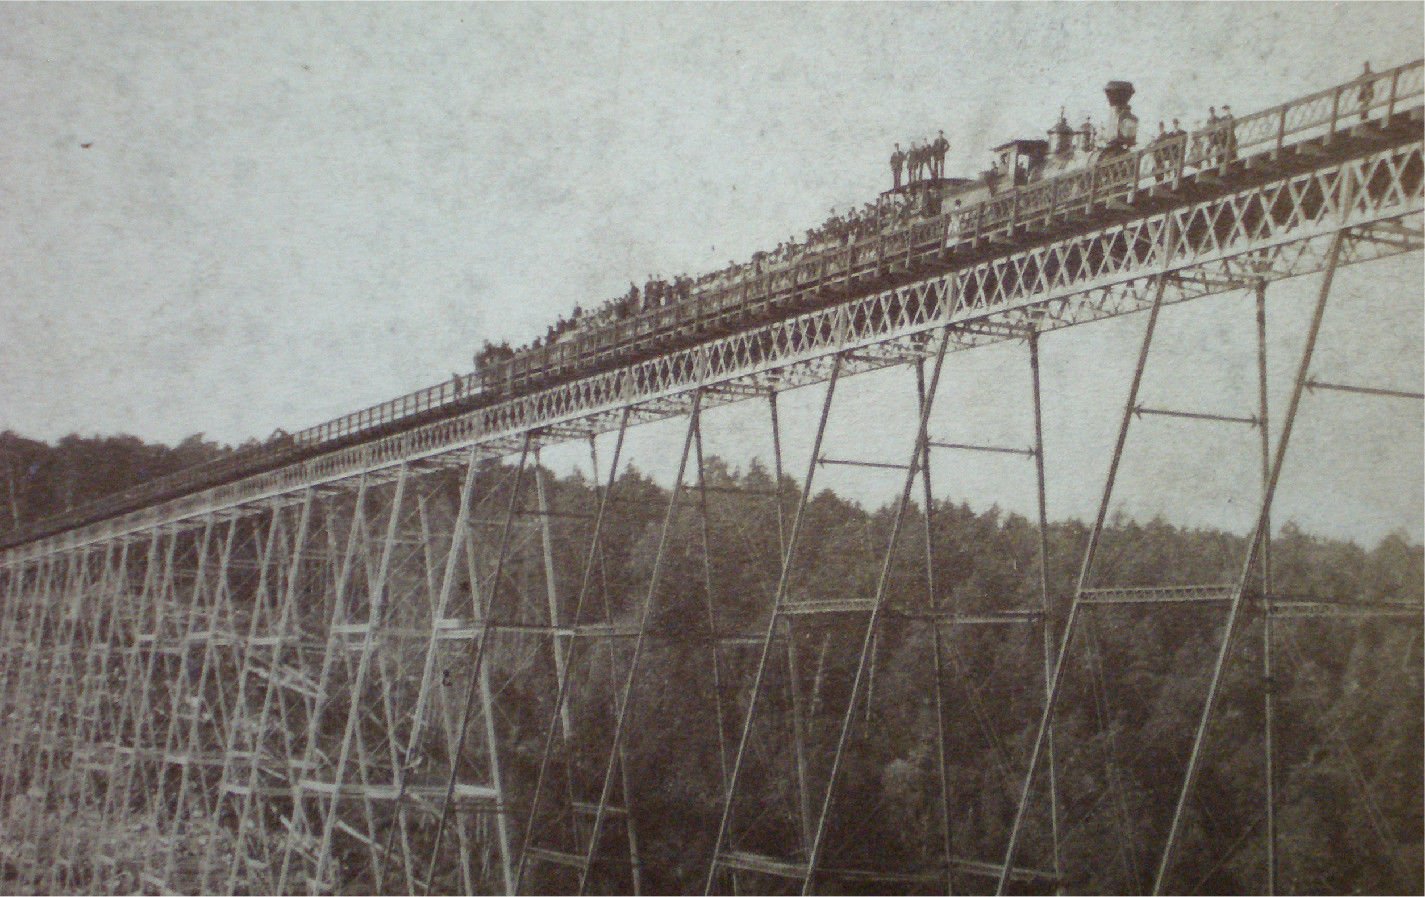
[931,130,950,179]
[890,143,906,189]
[1358,61,1376,122]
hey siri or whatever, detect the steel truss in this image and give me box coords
[700,315,1074,894]
[4,133,1421,566]
[995,208,1424,893]
[0,132,1420,895]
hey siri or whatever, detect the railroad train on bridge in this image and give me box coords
[4,61,1414,551]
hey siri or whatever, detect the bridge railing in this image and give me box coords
[303,56,1422,442]
[4,59,1421,552]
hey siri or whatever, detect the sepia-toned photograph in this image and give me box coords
[1,3,1421,894]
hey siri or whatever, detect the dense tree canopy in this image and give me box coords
[0,430,233,536]
[0,432,1418,893]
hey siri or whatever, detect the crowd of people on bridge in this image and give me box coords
[472,63,1389,379]
[474,171,947,374]
[468,126,971,374]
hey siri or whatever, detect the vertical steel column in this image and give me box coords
[33,545,87,893]
[212,493,322,889]
[464,519,519,896]
[138,519,212,889]
[515,411,632,893]
[584,429,647,892]
[0,555,40,818]
[1,552,53,860]
[4,551,49,883]
[704,356,844,895]
[17,544,61,889]
[161,517,240,889]
[915,357,957,895]
[423,438,531,893]
[577,392,703,894]
[51,541,121,890]
[92,533,155,849]
[692,413,731,795]
[210,506,285,892]
[1152,230,1346,895]
[312,468,408,891]
[146,517,215,888]
[1028,329,1063,888]
[997,270,1171,895]
[231,492,314,893]
[107,526,180,852]
[379,446,483,894]
[0,557,30,777]
[802,330,951,894]
[767,389,816,863]
[535,454,575,740]
[1256,279,1277,896]
[354,488,422,889]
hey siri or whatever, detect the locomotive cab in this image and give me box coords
[985,138,1050,193]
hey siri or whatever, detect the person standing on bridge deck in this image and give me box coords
[1167,118,1187,173]
[1206,106,1221,163]
[931,130,949,179]
[1150,121,1169,182]
[1358,62,1376,122]
[1220,104,1236,161]
[890,143,905,189]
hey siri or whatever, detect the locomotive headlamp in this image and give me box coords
[1118,112,1139,144]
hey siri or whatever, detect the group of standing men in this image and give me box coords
[889,131,950,189]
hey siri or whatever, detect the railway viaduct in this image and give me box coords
[2,61,1422,895]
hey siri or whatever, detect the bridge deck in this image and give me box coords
[1,62,1422,562]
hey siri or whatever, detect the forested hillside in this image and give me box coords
[509,460,1423,894]
[0,433,1419,893]
[0,430,233,537]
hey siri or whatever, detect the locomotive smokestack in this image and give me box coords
[1102,80,1139,150]
[1104,80,1135,110]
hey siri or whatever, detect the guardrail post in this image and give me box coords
[1327,86,1340,145]
[1171,135,1186,192]
[1274,106,1286,158]
[1387,68,1399,123]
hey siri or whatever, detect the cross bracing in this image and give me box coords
[0,74,1421,896]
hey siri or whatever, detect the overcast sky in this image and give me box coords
[1,3,1421,544]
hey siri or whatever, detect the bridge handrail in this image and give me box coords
[4,59,1421,551]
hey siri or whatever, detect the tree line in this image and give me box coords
[0,430,1419,894]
